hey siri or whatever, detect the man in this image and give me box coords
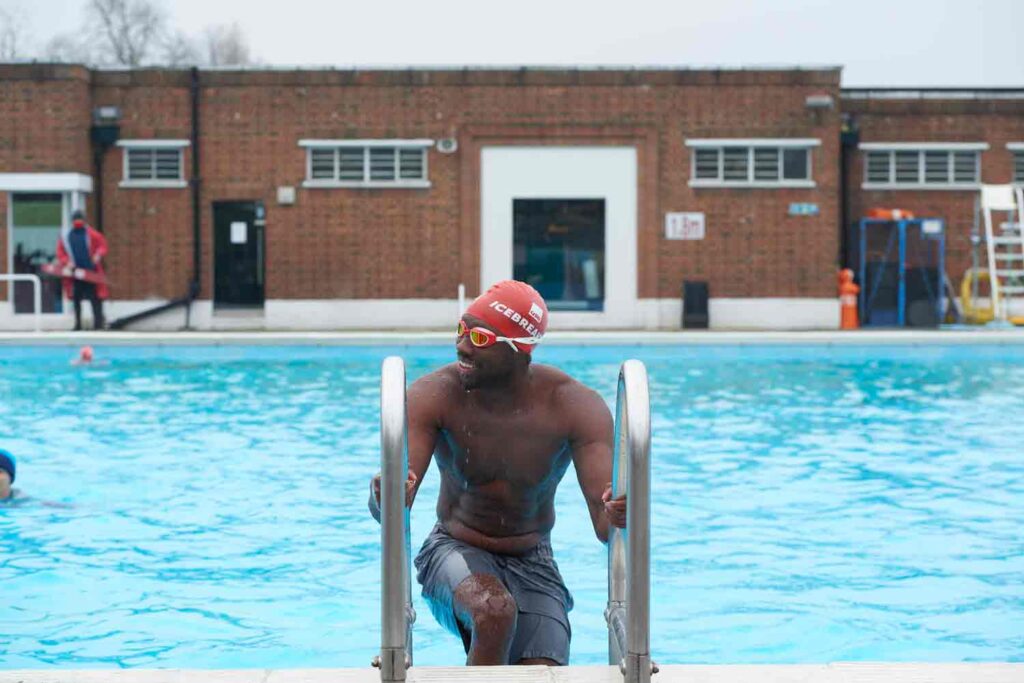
[0,449,17,501]
[56,209,109,331]
[369,280,626,666]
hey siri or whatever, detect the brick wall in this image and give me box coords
[843,95,1024,285]
[92,71,194,300]
[0,65,91,299]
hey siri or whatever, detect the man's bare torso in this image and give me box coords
[425,363,576,554]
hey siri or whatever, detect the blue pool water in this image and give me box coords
[0,343,1022,668]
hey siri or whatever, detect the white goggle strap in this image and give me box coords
[495,335,543,351]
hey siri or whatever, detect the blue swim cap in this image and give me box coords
[0,450,15,483]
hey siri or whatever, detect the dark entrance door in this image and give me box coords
[213,201,264,308]
[512,198,605,311]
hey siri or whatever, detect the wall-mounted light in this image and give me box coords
[91,106,122,146]
[805,94,835,109]
[92,105,122,125]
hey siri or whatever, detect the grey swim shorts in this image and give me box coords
[414,522,574,665]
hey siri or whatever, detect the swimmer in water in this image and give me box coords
[369,280,626,666]
[0,449,19,502]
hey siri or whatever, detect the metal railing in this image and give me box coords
[376,356,415,681]
[606,359,656,682]
[0,274,43,332]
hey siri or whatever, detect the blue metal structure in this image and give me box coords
[858,218,946,327]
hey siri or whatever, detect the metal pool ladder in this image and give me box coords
[375,356,415,682]
[606,359,657,683]
[375,356,655,682]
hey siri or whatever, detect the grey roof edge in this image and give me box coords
[3,60,843,73]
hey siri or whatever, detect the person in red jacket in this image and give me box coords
[56,209,109,331]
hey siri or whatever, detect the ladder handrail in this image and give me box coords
[0,274,43,332]
[606,359,655,683]
[378,356,413,681]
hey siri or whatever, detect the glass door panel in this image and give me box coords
[512,199,605,311]
[10,193,64,314]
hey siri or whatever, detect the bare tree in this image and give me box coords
[162,30,199,67]
[203,22,251,66]
[35,1,256,68]
[0,6,28,60]
[85,0,167,66]
[44,32,95,64]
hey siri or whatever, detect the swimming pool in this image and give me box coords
[0,343,1022,668]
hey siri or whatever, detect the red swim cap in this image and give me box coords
[464,280,548,353]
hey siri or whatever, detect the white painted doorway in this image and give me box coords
[480,146,638,328]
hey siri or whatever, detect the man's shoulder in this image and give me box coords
[409,364,461,400]
[532,363,600,401]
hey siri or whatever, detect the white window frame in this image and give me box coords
[685,138,819,188]
[116,139,190,188]
[1009,143,1024,184]
[298,139,433,188]
[859,142,988,190]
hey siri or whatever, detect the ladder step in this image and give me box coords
[1000,286,1024,294]
[996,269,1024,277]
[991,237,1024,245]
[996,253,1024,260]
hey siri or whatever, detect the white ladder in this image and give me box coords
[980,184,1024,322]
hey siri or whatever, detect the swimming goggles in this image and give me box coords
[457,320,540,352]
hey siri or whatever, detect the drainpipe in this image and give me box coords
[92,145,104,231]
[839,113,860,270]
[186,65,202,327]
[90,106,123,232]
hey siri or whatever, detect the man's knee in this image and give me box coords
[453,574,517,634]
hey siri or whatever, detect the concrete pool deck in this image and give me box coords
[2,663,1023,683]
[2,328,1024,346]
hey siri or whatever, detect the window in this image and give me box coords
[686,139,818,187]
[1010,145,1024,183]
[10,193,64,314]
[117,140,189,187]
[860,144,986,188]
[299,139,432,187]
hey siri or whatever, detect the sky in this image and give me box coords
[4,0,1023,87]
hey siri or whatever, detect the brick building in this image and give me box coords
[842,89,1024,296]
[0,64,1020,330]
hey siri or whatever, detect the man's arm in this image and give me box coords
[56,238,69,266]
[369,370,447,522]
[564,381,622,543]
[91,227,108,264]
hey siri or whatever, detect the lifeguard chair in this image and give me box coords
[979,185,1024,324]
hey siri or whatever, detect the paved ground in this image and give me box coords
[2,664,1023,683]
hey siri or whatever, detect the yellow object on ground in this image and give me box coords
[960,269,995,324]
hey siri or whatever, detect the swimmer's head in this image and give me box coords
[0,450,15,499]
[463,280,547,353]
[457,280,548,388]
[79,346,94,364]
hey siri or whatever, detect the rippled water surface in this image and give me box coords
[1,344,1022,668]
